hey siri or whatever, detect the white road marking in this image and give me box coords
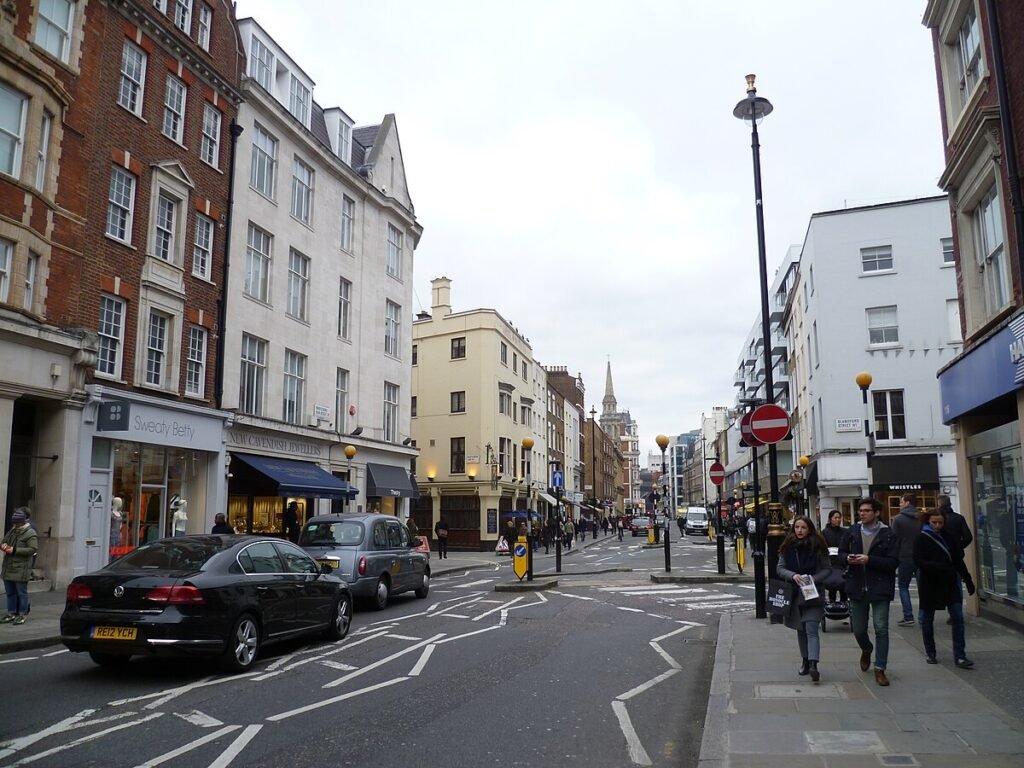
[612,589,711,596]
[323,634,445,689]
[132,725,241,768]
[0,657,35,665]
[318,660,358,671]
[600,585,707,593]
[251,630,388,680]
[268,678,408,721]
[207,723,263,768]
[8,712,164,766]
[0,709,96,759]
[174,710,223,728]
[472,596,522,621]
[385,633,422,641]
[656,593,740,603]
[617,607,645,613]
[618,668,681,701]
[109,672,259,709]
[611,700,652,766]
[441,613,469,618]
[435,625,501,645]
[686,601,754,610]
[42,649,68,657]
[408,644,435,676]
[550,591,595,601]
[454,579,494,588]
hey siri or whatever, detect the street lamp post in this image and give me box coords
[590,406,598,522]
[522,437,535,581]
[344,445,357,513]
[656,435,671,572]
[856,372,874,498]
[799,454,811,520]
[734,74,777,620]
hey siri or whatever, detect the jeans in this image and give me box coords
[850,599,890,670]
[437,538,448,558]
[797,619,821,662]
[897,560,917,621]
[4,580,29,615]
[920,601,965,660]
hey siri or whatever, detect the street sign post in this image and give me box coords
[740,411,764,447]
[551,469,563,489]
[749,404,791,445]
[512,540,528,580]
[708,462,726,486]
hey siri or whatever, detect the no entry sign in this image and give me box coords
[708,462,725,485]
[750,404,791,445]
[740,411,764,447]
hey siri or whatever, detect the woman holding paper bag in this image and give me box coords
[777,515,832,682]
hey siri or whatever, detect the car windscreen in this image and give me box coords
[687,512,707,521]
[107,540,226,571]
[300,520,364,547]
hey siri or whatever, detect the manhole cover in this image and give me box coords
[755,683,845,698]
[805,731,886,754]
[879,756,917,767]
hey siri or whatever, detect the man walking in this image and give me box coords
[936,494,972,550]
[840,497,899,686]
[1,508,38,625]
[890,493,921,627]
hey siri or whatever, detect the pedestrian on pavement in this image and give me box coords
[890,493,922,627]
[406,515,419,540]
[936,494,973,550]
[776,515,831,682]
[564,518,575,550]
[578,518,586,543]
[1,508,38,625]
[821,510,848,604]
[914,508,976,668]
[602,517,609,536]
[617,516,624,541]
[677,514,686,538]
[211,512,234,534]
[434,516,450,559]
[840,497,899,686]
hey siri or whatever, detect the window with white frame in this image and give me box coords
[118,41,146,115]
[337,122,351,164]
[866,305,899,345]
[286,248,309,321]
[335,368,349,433]
[337,277,351,339]
[185,325,206,396]
[0,238,11,302]
[192,213,213,279]
[200,103,221,167]
[288,76,310,125]
[411,396,416,418]
[35,111,51,191]
[974,184,1009,313]
[386,224,402,277]
[106,167,135,242]
[239,333,266,415]
[955,4,982,107]
[244,222,271,302]
[153,192,178,261]
[23,251,38,311]
[145,311,170,386]
[340,195,354,251]
[197,4,212,50]
[450,437,465,473]
[947,298,962,342]
[383,382,399,443]
[520,404,530,426]
[384,299,401,357]
[174,0,192,33]
[411,344,417,365]
[290,157,313,225]
[153,0,166,12]
[248,36,274,91]
[941,237,955,265]
[498,437,511,476]
[522,360,527,379]
[861,245,893,273]
[162,75,186,143]
[450,391,465,413]
[451,337,466,359]
[35,0,75,63]
[96,294,125,378]
[250,124,277,199]
[282,349,305,424]
[873,389,906,441]
[499,341,507,364]
[499,391,512,416]
[0,83,27,179]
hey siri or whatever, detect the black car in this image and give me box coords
[61,535,352,672]
[629,518,650,537]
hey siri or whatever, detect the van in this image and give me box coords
[684,507,709,536]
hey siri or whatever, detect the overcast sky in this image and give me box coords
[237,0,945,463]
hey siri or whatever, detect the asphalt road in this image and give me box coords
[0,534,738,768]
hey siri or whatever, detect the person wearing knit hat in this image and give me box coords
[1,507,38,625]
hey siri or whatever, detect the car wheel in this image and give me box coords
[88,651,131,669]
[373,575,391,610]
[325,593,353,640]
[415,571,430,599]
[222,613,260,673]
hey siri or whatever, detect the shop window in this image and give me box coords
[971,438,1023,601]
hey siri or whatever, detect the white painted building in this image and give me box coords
[783,196,960,525]
[221,18,422,534]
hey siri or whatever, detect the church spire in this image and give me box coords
[602,360,617,415]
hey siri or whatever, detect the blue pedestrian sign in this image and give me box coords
[552,469,564,488]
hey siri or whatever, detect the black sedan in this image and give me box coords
[61,535,352,672]
[630,518,651,537]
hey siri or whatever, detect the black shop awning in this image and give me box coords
[871,454,940,491]
[231,453,357,500]
[366,463,419,498]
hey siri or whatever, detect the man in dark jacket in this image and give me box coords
[936,495,973,550]
[889,493,921,627]
[840,497,899,686]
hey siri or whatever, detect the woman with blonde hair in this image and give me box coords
[776,515,832,682]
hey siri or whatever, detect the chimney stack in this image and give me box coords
[431,277,452,317]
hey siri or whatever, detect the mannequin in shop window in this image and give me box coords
[110,497,123,547]
[172,499,189,537]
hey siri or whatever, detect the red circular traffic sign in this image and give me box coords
[708,462,725,486]
[740,411,764,447]
[749,404,791,445]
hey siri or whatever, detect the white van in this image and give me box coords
[684,507,709,536]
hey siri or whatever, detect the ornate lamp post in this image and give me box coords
[522,436,535,581]
[656,434,671,572]
[344,445,357,513]
[798,454,811,519]
[856,372,874,498]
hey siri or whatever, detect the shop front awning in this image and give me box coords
[537,491,558,506]
[366,463,419,498]
[232,453,357,500]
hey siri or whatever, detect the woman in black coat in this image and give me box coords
[821,511,848,603]
[776,515,832,682]
[913,509,976,668]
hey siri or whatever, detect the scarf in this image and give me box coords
[922,523,951,561]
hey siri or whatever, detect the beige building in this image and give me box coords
[411,278,547,550]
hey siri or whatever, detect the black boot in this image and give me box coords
[809,661,820,682]
[798,658,810,676]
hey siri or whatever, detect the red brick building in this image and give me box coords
[925,0,1024,629]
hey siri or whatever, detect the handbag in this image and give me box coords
[767,578,796,617]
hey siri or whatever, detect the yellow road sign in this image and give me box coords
[512,537,528,580]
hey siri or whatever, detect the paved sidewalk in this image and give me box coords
[700,608,1024,768]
